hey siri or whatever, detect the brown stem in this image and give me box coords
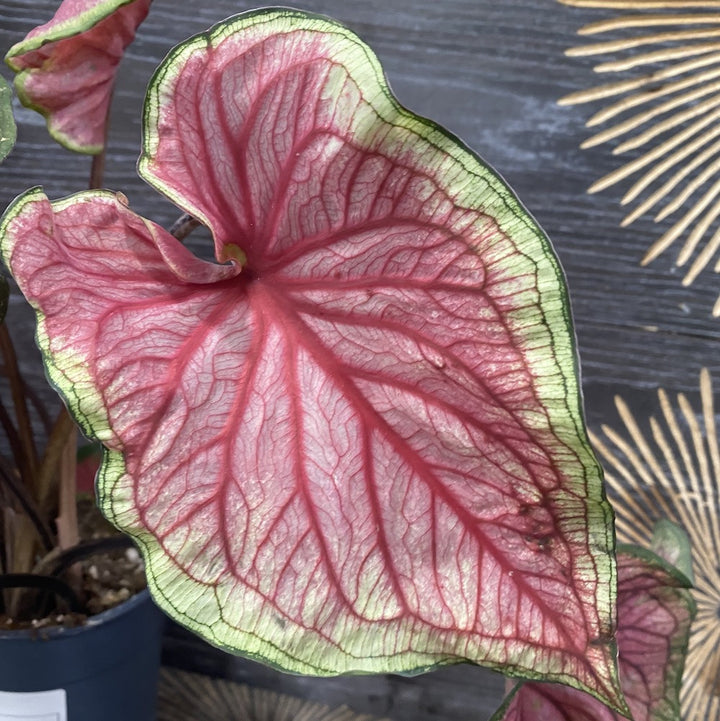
[0,325,37,484]
[0,369,52,435]
[169,213,201,241]
[5,514,41,616]
[56,422,78,551]
[56,422,81,596]
[88,84,111,191]
[36,407,76,515]
[0,478,10,575]
[88,150,106,191]
[2,405,74,612]
[38,79,115,601]
[0,455,54,551]
[1,507,10,605]
[0,396,24,475]
[21,381,52,435]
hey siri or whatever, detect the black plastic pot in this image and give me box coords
[0,589,164,720]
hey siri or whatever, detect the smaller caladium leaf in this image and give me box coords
[0,75,16,163]
[76,442,103,494]
[490,546,696,721]
[1,9,622,707]
[651,520,694,584]
[4,0,151,153]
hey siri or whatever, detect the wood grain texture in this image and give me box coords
[0,1,716,719]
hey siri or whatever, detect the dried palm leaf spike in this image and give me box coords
[559,0,720,315]
[590,367,720,721]
[156,667,390,721]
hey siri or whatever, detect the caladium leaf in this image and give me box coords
[491,547,696,721]
[4,0,151,153]
[77,442,103,495]
[651,520,694,584]
[0,9,621,704]
[0,75,16,163]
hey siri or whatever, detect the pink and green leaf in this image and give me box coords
[651,520,694,584]
[490,546,696,721]
[76,442,103,495]
[0,9,621,703]
[4,0,151,153]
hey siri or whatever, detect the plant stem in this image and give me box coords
[55,421,82,598]
[0,455,54,551]
[89,150,106,191]
[36,407,76,514]
[56,423,78,552]
[0,324,40,613]
[6,515,40,616]
[21,381,52,435]
[46,101,112,595]
[0,396,24,474]
[170,213,200,241]
[88,96,109,191]
[0,325,37,485]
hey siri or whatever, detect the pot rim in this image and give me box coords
[0,587,152,640]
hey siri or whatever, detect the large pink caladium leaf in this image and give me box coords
[4,0,151,153]
[491,546,696,721]
[0,9,621,705]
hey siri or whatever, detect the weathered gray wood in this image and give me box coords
[0,1,716,719]
[3,0,718,405]
[162,625,506,720]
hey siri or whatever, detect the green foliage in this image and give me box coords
[652,519,694,585]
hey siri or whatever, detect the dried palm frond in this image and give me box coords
[559,0,720,315]
[157,667,390,721]
[590,368,720,721]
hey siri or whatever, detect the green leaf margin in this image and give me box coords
[5,0,138,60]
[0,75,16,163]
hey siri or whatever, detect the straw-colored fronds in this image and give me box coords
[559,0,720,315]
[590,368,720,721]
[157,667,391,721]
